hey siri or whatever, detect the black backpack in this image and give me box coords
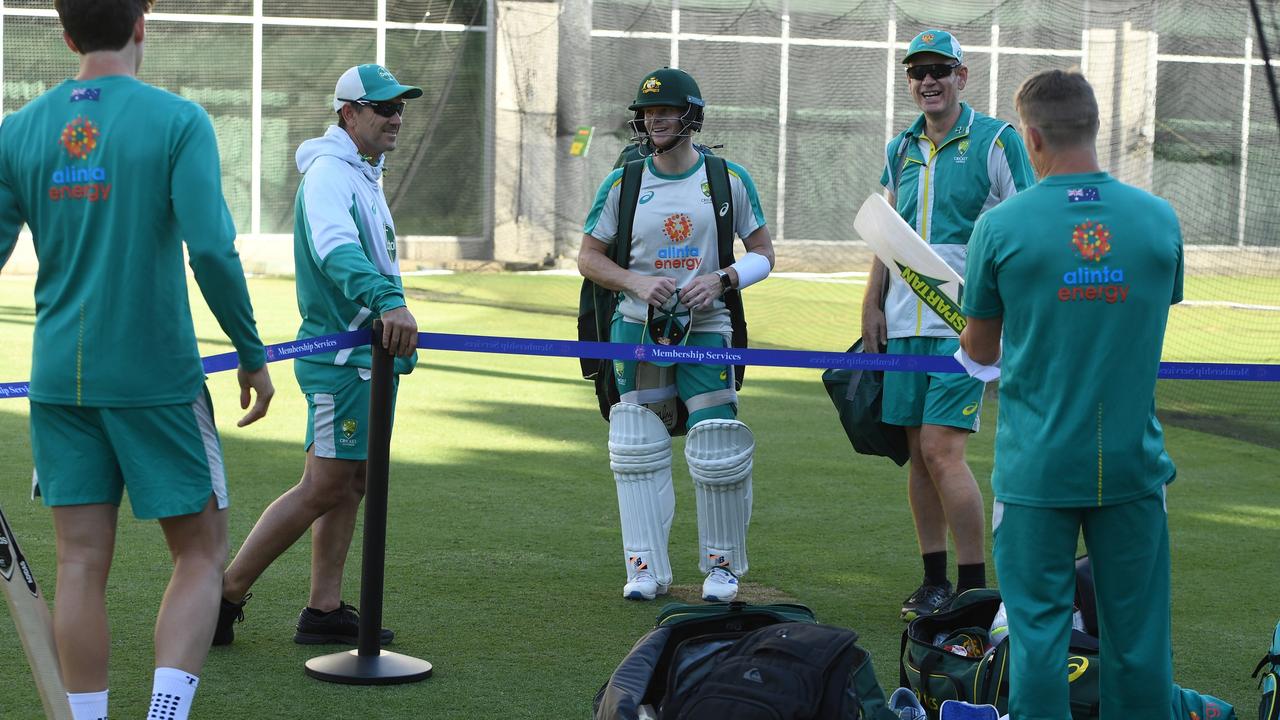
[661,621,896,720]
[577,155,748,434]
[594,602,897,720]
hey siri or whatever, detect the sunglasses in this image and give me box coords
[905,63,963,81]
[341,99,407,117]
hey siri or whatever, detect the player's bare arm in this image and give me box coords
[578,234,676,307]
[860,192,893,351]
[959,315,1002,366]
[682,225,774,310]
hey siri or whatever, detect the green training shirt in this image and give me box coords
[0,75,265,407]
[879,103,1035,338]
[963,171,1183,507]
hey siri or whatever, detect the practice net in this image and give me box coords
[0,0,1276,444]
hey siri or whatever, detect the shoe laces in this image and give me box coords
[708,566,737,584]
[232,592,252,623]
[908,583,951,606]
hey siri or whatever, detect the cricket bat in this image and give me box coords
[0,504,73,720]
[854,193,967,334]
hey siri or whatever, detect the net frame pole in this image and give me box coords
[304,322,433,685]
[1239,34,1254,248]
[776,3,790,242]
[251,0,263,237]
[1249,0,1280,143]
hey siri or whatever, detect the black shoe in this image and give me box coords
[212,593,252,647]
[293,602,394,646]
[901,581,954,621]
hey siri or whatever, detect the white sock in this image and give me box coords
[67,689,108,720]
[147,667,199,720]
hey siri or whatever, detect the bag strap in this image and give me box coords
[614,158,646,269]
[890,134,912,196]
[703,154,735,268]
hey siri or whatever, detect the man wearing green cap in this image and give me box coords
[579,67,774,603]
[214,64,423,647]
[861,29,1035,620]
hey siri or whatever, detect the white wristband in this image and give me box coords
[953,346,1001,382]
[729,252,770,289]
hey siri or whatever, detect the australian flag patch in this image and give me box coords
[70,88,101,102]
[1067,186,1100,203]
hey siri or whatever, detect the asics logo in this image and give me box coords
[718,202,729,217]
[639,191,655,204]
[743,668,763,684]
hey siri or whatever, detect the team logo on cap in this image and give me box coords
[642,77,662,94]
[921,32,936,44]
[377,66,394,82]
[1071,220,1112,262]
[60,117,100,159]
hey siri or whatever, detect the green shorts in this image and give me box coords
[881,336,984,431]
[611,314,736,430]
[302,365,399,461]
[29,386,227,519]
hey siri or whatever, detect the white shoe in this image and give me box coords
[701,566,739,602]
[623,570,669,601]
[888,687,927,720]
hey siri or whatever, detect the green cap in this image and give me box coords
[628,68,704,111]
[902,29,964,64]
[333,64,423,112]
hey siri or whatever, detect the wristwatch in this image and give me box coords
[715,269,733,294]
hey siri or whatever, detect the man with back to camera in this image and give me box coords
[579,67,775,603]
[0,1,274,717]
[862,29,1035,619]
[214,64,420,648]
[960,68,1183,719]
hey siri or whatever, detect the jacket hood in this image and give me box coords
[296,125,384,182]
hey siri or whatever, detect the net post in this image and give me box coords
[304,321,433,685]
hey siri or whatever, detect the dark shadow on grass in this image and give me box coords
[404,286,576,318]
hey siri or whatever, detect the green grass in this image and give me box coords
[0,273,1277,719]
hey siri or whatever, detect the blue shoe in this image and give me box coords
[888,687,927,720]
[939,700,1000,720]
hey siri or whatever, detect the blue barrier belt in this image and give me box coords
[1,330,1276,400]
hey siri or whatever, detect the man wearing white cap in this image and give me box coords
[860,30,1035,620]
[214,64,422,647]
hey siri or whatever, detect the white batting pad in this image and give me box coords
[609,402,675,586]
[686,419,754,576]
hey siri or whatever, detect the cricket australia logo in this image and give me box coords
[701,181,711,197]
[341,418,358,441]
[642,77,662,94]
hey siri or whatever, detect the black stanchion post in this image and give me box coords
[304,321,433,685]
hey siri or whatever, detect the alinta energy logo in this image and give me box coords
[51,117,111,202]
[656,212,699,270]
[1059,220,1128,304]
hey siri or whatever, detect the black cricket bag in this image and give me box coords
[1255,620,1280,720]
[902,583,1237,720]
[821,339,909,466]
[594,602,896,720]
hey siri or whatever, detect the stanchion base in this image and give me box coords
[304,649,433,685]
